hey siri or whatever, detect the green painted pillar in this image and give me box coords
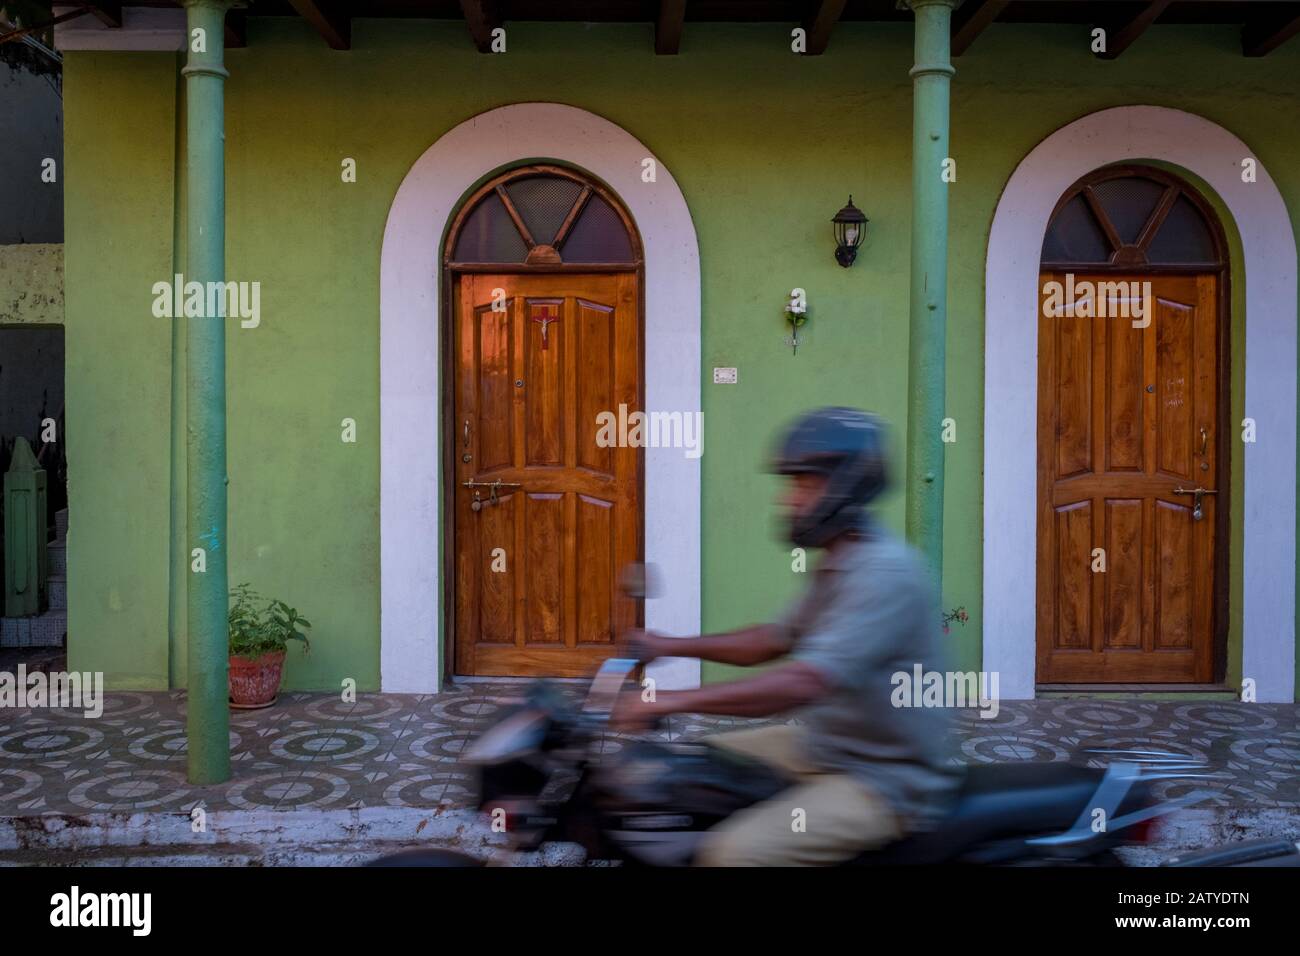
[169,54,188,691]
[904,0,956,580]
[183,0,233,785]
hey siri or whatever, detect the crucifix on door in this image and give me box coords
[530,303,561,350]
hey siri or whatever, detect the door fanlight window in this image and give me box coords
[450,167,639,266]
[1041,167,1225,270]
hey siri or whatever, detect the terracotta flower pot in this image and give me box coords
[228,649,287,709]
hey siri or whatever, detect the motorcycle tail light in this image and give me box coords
[482,799,550,833]
[1124,817,1157,844]
[481,799,553,849]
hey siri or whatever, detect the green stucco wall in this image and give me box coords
[63,56,176,688]
[59,20,1300,695]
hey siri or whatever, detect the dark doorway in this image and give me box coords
[1,324,67,666]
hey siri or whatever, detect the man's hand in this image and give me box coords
[618,628,672,665]
[609,689,665,732]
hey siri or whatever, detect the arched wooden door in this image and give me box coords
[444,166,644,677]
[1036,166,1229,685]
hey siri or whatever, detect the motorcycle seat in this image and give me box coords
[861,762,1106,865]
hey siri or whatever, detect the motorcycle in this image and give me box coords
[369,653,1298,867]
[370,562,1299,868]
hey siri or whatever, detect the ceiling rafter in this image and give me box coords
[802,0,847,56]
[288,0,351,50]
[1094,0,1173,60]
[458,0,502,53]
[952,0,1008,57]
[225,9,246,48]
[87,3,122,28]
[1242,2,1300,55]
[655,0,686,55]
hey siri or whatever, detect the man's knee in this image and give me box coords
[693,776,900,867]
[692,798,834,867]
[694,825,782,867]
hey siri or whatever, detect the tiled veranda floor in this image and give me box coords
[1,684,1297,816]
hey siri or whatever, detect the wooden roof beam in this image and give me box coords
[802,0,847,56]
[225,9,246,49]
[1094,0,1173,60]
[952,0,1008,57]
[88,3,122,28]
[656,0,685,55]
[288,0,351,51]
[1243,3,1300,56]
[459,0,502,53]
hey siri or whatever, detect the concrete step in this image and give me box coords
[0,807,509,866]
[47,575,66,610]
[47,541,67,577]
[1,804,1295,868]
[54,508,68,542]
[0,609,66,648]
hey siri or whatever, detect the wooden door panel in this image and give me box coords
[1054,501,1093,649]
[478,491,517,643]
[524,492,565,644]
[1037,272,1218,683]
[1155,297,1194,479]
[1103,498,1143,649]
[576,494,614,645]
[576,299,616,477]
[1154,499,1193,649]
[1106,320,1145,471]
[1056,313,1093,478]
[454,272,640,677]
[524,299,565,467]
[475,301,516,474]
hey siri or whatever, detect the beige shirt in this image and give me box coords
[778,523,965,828]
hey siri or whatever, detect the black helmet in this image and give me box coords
[770,407,889,548]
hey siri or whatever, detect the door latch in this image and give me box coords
[1173,486,1218,522]
[463,479,521,511]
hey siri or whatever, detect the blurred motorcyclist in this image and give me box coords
[612,407,963,866]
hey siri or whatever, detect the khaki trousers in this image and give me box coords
[693,724,902,867]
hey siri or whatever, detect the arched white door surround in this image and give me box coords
[380,103,702,693]
[984,105,1296,702]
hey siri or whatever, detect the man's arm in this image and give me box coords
[636,624,794,667]
[612,661,830,728]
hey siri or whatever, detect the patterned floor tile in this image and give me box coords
[0,689,1296,815]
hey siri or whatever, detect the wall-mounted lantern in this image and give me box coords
[832,196,868,268]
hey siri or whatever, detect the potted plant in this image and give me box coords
[228,583,311,709]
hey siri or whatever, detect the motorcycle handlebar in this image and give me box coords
[581,657,641,715]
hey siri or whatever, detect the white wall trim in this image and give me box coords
[984,105,1297,702]
[380,103,702,693]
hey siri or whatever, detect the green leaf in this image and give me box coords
[228,587,314,655]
